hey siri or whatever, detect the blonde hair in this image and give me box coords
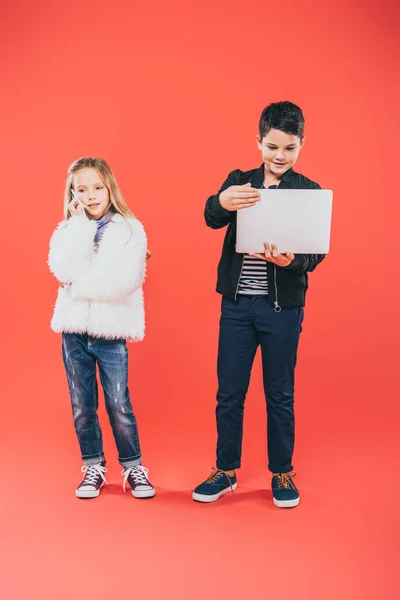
[64,156,135,220]
[64,157,151,259]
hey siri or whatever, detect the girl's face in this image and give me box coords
[256,128,304,178]
[72,168,110,219]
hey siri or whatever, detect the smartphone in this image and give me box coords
[70,189,86,214]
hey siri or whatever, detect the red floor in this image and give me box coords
[2,358,398,600]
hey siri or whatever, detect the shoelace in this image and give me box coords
[81,464,108,487]
[122,465,150,492]
[274,472,297,489]
[206,467,235,492]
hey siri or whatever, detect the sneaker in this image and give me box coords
[122,465,156,498]
[192,468,237,503]
[75,463,108,499]
[272,472,300,508]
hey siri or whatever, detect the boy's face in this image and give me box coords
[256,128,304,177]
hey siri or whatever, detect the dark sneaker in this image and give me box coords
[272,472,300,508]
[122,465,156,498]
[76,463,108,499]
[192,468,237,503]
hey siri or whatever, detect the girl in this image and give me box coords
[48,157,155,500]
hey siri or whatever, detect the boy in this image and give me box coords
[193,101,325,508]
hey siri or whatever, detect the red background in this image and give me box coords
[1,1,399,598]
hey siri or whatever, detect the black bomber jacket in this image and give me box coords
[204,163,326,308]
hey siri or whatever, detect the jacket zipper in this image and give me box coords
[273,264,281,312]
[265,181,281,313]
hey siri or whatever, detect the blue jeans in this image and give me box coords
[216,295,304,473]
[62,333,142,467]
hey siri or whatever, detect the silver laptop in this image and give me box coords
[236,189,333,254]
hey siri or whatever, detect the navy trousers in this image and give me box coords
[216,295,304,473]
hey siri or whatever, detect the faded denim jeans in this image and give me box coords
[62,333,142,467]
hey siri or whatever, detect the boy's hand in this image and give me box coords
[219,183,261,211]
[249,243,294,267]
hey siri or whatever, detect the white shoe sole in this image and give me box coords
[192,482,237,503]
[273,496,300,508]
[131,488,156,499]
[76,482,104,499]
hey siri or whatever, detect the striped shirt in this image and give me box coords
[237,183,276,296]
[237,254,268,295]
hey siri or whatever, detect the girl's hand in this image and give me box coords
[68,198,84,216]
[249,243,294,267]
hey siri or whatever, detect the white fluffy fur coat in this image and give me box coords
[48,213,147,341]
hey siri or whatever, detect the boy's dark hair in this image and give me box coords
[259,101,305,140]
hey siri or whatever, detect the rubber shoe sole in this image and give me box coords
[273,496,300,508]
[131,487,156,499]
[192,482,237,503]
